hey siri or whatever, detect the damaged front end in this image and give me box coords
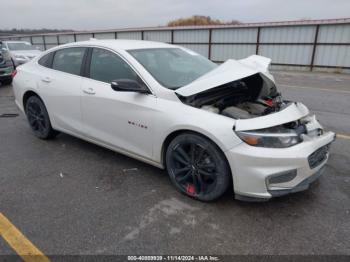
[178,72,284,120]
[235,114,325,148]
[173,55,336,200]
[175,55,287,122]
[176,55,331,149]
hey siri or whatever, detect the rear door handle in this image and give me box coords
[82,87,96,95]
[41,77,51,83]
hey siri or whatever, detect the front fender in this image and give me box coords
[153,99,242,163]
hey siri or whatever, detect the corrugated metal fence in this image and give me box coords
[2,18,350,73]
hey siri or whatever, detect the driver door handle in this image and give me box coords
[82,87,96,95]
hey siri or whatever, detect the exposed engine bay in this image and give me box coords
[177,72,325,142]
[178,73,286,120]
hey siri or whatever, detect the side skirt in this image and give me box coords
[53,127,164,169]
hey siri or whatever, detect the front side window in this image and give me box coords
[128,48,217,89]
[52,48,85,76]
[89,48,139,84]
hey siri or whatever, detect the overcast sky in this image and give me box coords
[2,0,350,30]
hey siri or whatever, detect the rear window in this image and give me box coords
[52,47,86,76]
[38,53,53,68]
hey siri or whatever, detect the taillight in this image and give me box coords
[11,70,17,78]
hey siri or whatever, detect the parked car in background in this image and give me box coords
[12,40,335,202]
[1,41,41,66]
[0,44,15,85]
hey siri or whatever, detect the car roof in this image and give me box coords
[63,39,175,51]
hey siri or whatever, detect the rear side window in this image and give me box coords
[52,47,85,76]
[89,48,139,83]
[38,53,53,68]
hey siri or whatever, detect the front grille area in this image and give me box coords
[268,170,297,184]
[308,144,329,169]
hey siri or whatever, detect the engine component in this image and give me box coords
[222,106,251,119]
[200,105,219,114]
[236,102,267,115]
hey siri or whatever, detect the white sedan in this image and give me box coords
[1,41,42,66]
[12,40,335,201]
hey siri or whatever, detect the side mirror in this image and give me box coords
[111,79,149,94]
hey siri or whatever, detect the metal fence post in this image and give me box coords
[256,27,261,55]
[171,30,174,44]
[42,35,46,50]
[310,25,320,71]
[208,29,212,60]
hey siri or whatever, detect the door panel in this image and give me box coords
[81,48,156,158]
[39,71,84,134]
[81,79,157,158]
[37,47,86,134]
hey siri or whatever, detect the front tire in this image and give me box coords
[165,133,231,201]
[25,96,58,139]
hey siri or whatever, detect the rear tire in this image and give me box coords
[25,96,59,139]
[165,133,230,201]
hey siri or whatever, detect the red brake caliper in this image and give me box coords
[264,98,274,107]
[186,183,196,195]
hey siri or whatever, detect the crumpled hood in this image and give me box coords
[175,55,272,97]
[234,102,310,131]
[11,50,41,58]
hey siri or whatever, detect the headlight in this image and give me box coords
[236,130,302,148]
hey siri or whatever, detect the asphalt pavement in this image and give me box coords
[0,71,349,257]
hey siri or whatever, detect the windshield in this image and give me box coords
[7,42,35,51]
[128,48,217,89]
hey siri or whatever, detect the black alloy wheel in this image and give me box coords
[166,133,230,201]
[25,96,58,139]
